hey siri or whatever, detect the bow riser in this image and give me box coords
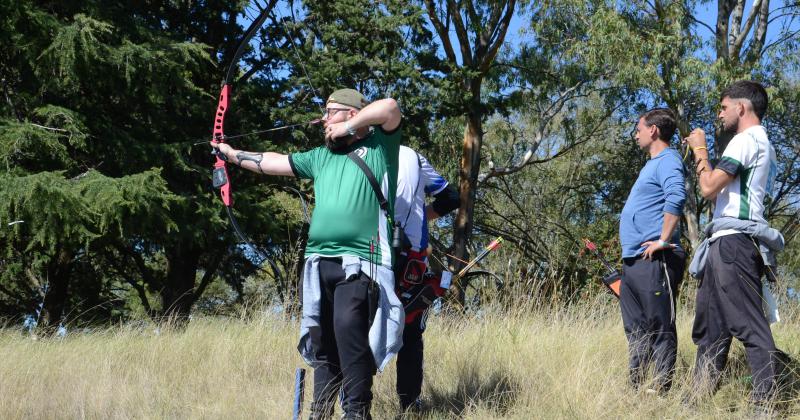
[212,85,232,206]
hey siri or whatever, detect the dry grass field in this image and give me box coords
[2,296,800,419]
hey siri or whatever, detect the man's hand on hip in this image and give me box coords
[641,240,675,260]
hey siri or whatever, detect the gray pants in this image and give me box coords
[620,248,686,392]
[691,233,776,403]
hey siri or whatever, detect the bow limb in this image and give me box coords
[211,6,285,284]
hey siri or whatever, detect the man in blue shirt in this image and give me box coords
[619,108,687,393]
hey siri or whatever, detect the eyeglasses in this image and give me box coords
[322,108,350,120]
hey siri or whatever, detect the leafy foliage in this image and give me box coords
[1,0,799,324]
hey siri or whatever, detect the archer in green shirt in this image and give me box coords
[211,89,401,267]
[210,88,402,419]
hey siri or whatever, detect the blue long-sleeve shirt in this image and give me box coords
[619,148,686,258]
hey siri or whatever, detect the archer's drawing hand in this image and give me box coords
[683,128,707,151]
[325,122,351,141]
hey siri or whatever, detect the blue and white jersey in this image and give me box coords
[395,146,449,251]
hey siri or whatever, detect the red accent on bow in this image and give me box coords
[213,85,232,206]
[208,8,286,286]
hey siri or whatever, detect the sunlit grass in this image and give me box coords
[1,296,799,419]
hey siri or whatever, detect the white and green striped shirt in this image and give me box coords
[713,125,777,225]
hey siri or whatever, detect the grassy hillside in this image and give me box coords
[2,296,800,419]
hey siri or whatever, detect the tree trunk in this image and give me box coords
[683,182,702,251]
[673,107,702,251]
[162,240,200,319]
[451,104,483,304]
[40,248,73,328]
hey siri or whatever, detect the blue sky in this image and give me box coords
[251,1,798,69]
[499,1,799,61]
[692,0,800,46]
[245,0,799,92]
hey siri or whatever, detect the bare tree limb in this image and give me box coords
[687,11,716,35]
[446,0,474,68]
[732,0,767,60]
[423,0,458,64]
[29,123,69,133]
[729,0,747,51]
[761,27,800,54]
[479,86,613,182]
[716,0,735,59]
[745,0,771,63]
[479,1,516,74]
[193,252,224,302]
[768,10,800,24]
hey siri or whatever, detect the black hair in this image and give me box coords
[721,80,768,120]
[640,108,677,142]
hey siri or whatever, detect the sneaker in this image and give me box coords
[750,402,774,420]
[679,393,699,410]
[409,398,423,412]
[400,397,423,412]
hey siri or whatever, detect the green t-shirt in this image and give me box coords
[289,125,401,267]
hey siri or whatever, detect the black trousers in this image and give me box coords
[691,233,776,403]
[309,258,377,418]
[620,248,685,392]
[396,309,426,409]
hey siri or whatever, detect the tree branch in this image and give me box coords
[114,242,158,287]
[104,251,154,316]
[479,0,516,74]
[424,0,459,64]
[193,252,224,301]
[687,12,716,35]
[745,0,771,63]
[478,80,603,182]
[480,136,590,182]
[716,0,734,60]
[447,0,474,67]
[761,27,800,54]
[732,0,766,59]
[729,0,747,51]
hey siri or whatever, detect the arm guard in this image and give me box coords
[430,184,459,217]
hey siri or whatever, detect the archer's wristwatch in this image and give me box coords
[345,121,357,136]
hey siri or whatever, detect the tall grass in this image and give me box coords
[2,295,800,419]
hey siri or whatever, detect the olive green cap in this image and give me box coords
[326,88,369,109]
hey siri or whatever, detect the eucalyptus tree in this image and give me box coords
[415,0,520,288]
[562,0,800,250]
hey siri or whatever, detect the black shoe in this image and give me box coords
[679,393,699,411]
[341,412,371,420]
[309,400,335,420]
[408,398,423,412]
[341,402,371,420]
[400,397,423,412]
[750,402,774,419]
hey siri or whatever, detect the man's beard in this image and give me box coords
[325,134,354,151]
[717,118,738,152]
[720,118,739,136]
